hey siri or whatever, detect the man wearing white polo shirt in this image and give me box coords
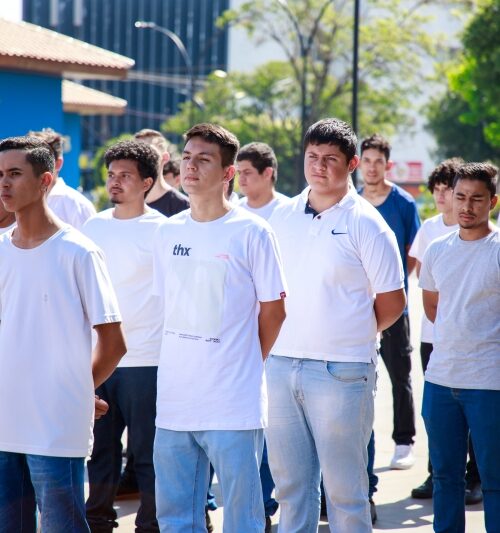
[267,118,405,533]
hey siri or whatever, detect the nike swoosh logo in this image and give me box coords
[331,229,347,235]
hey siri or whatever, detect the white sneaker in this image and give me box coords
[390,444,415,470]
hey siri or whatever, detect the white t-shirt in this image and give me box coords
[153,207,287,431]
[419,230,500,390]
[83,208,166,367]
[0,227,121,457]
[409,214,459,343]
[239,192,290,220]
[48,177,96,230]
[269,187,404,363]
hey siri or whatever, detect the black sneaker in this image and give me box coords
[265,516,272,533]
[205,509,214,532]
[465,481,483,505]
[411,476,433,499]
[369,498,377,525]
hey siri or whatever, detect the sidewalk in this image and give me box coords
[100,274,486,532]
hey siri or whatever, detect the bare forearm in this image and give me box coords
[92,323,126,388]
[258,301,286,360]
[374,289,406,332]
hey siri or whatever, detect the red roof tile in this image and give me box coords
[0,18,134,79]
[63,80,127,115]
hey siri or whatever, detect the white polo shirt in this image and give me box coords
[269,186,404,363]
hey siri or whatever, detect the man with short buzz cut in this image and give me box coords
[359,134,420,473]
[237,141,289,220]
[0,136,126,532]
[419,162,500,533]
[409,157,483,504]
[83,140,165,533]
[29,128,96,229]
[266,118,405,532]
[152,123,287,532]
[134,128,189,217]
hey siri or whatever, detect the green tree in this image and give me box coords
[427,0,500,162]
[164,0,474,193]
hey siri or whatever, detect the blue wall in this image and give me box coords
[0,70,80,189]
[63,112,81,189]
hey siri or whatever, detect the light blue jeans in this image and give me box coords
[0,451,89,533]
[265,355,375,533]
[153,428,264,533]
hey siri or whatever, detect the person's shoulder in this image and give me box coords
[82,208,113,228]
[143,207,168,223]
[391,183,417,205]
[166,188,190,206]
[269,192,301,221]
[57,179,95,206]
[58,225,103,256]
[426,229,458,254]
[238,196,249,207]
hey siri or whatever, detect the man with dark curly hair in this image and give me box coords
[83,140,165,533]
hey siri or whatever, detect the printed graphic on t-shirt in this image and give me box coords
[165,259,226,337]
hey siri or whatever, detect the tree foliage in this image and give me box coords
[164,0,474,193]
[427,0,500,163]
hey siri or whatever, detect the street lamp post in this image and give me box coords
[351,0,360,187]
[135,21,196,123]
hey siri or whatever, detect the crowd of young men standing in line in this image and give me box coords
[0,117,498,533]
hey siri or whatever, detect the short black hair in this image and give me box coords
[184,123,240,167]
[28,128,64,159]
[163,158,180,177]
[360,134,391,161]
[303,118,357,162]
[104,140,160,197]
[0,136,55,176]
[237,142,278,183]
[428,158,464,193]
[453,162,498,197]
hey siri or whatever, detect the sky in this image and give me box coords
[0,0,22,21]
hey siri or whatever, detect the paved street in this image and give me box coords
[91,273,486,532]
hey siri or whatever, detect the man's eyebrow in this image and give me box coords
[182,150,215,156]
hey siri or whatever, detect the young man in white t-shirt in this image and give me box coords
[267,118,406,533]
[237,142,289,220]
[29,128,97,229]
[83,141,165,533]
[152,123,287,532]
[409,158,481,502]
[419,162,500,533]
[0,136,126,532]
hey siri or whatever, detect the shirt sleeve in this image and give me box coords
[249,226,288,302]
[76,248,122,326]
[408,224,427,261]
[361,229,405,294]
[418,245,437,292]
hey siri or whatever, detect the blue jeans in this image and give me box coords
[0,451,88,532]
[154,428,264,532]
[367,431,378,499]
[86,367,158,532]
[265,356,375,533]
[422,381,500,533]
[261,441,278,517]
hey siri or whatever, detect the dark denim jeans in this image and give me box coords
[420,342,480,483]
[423,381,500,533]
[0,452,88,533]
[86,366,158,533]
[380,314,415,445]
[261,441,279,517]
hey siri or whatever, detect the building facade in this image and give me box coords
[24,0,229,152]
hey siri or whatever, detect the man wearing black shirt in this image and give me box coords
[134,129,189,217]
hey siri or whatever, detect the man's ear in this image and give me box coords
[348,155,360,173]
[162,152,170,164]
[223,165,236,183]
[263,167,274,182]
[490,194,498,210]
[41,172,54,192]
[55,156,63,173]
